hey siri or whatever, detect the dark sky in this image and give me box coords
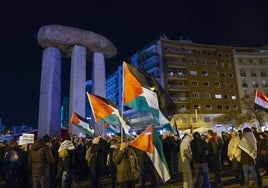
[0,0,268,128]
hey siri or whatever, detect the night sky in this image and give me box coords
[0,0,268,128]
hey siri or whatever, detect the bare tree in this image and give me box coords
[241,93,266,127]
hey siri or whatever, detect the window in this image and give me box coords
[233,105,238,110]
[262,80,268,87]
[192,92,199,98]
[220,63,224,68]
[214,82,220,87]
[212,71,219,77]
[261,72,267,77]
[201,70,208,76]
[252,81,258,87]
[230,83,234,88]
[191,81,198,86]
[226,54,230,58]
[228,63,232,68]
[188,58,195,64]
[228,73,233,78]
[205,105,212,110]
[251,72,257,77]
[215,93,222,99]
[225,105,230,110]
[211,60,217,66]
[242,82,248,88]
[217,105,223,110]
[231,95,236,100]
[203,82,209,87]
[200,59,207,65]
[190,70,197,75]
[180,105,187,111]
[203,93,211,98]
[224,94,228,99]
[240,70,246,77]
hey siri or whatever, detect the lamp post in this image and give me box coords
[194,106,200,124]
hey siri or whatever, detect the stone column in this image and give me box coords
[92,52,106,135]
[38,47,62,138]
[68,45,87,135]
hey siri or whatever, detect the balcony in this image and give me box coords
[168,84,188,90]
[166,60,186,67]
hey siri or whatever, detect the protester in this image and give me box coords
[112,139,140,188]
[28,138,55,188]
[106,138,119,188]
[191,132,211,188]
[238,127,259,188]
[180,134,194,188]
[227,130,244,186]
[207,129,222,188]
[4,141,22,187]
[85,136,105,186]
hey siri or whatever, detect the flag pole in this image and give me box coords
[120,62,126,143]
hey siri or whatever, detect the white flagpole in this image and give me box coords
[121,62,126,143]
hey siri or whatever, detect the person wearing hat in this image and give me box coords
[180,134,194,188]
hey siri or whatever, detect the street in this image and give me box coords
[72,167,268,188]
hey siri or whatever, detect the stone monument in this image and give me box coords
[37,25,117,138]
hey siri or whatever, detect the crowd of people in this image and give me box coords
[0,126,267,188]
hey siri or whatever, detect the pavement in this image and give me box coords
[71,167,268,188]
[1,167,268,187]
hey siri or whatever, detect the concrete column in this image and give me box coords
[92,52,106,135]
[68,45,87,135]
[38,47,61,138]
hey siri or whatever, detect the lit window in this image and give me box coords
[215,93,222,99]
[190,70,197,75]
[231,95,236,100]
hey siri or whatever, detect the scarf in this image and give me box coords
[238,132,257,159]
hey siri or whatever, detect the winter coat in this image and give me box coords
[28,140,55,175]
[113,146,140,183]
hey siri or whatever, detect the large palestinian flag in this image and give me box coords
[130,125,170,182]
[123,62,176,126]
[87,93,131,135]
[70,112,94,136]
[254,89,268,112]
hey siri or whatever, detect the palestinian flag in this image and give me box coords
[87,93,131,135]
[70,112,94,136]
[130,125,170,182]
[104,123,120,135]
[254,89,268,112]
[123,62,176,126]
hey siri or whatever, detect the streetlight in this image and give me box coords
[194,105,200,124]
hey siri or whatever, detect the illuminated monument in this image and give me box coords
[37,25,117,137]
